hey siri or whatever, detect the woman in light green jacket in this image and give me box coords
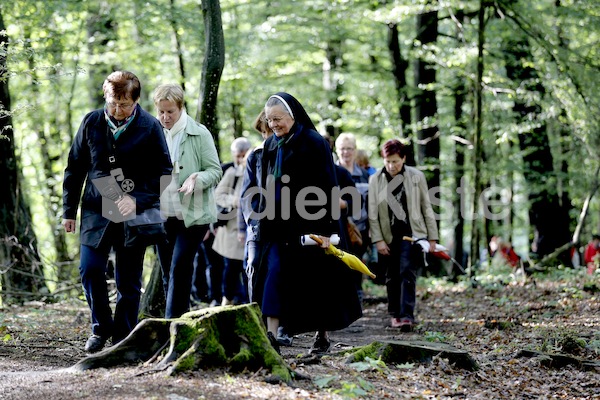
[368,139,438,332]
[153,84,222,318]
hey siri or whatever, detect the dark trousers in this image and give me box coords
[222,257,248,303]
[203,231,224,302]
[383,240,420,320]
[191,242,210,303]
[157,218,208,318]
[79,240,146,343]
[261,242,283,318]
[245,240,262,302]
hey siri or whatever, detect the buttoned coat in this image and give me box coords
[173,115,222,227]
[63,106,172,248]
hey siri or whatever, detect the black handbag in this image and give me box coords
[124,207,166,248]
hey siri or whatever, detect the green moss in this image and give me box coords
[172,322,202,354]
[172,353,196,373]
[230,347,253,368]
[347,342,385,362]
[271,363,292,382]
[198,328,227,363]
[167,304,292,383]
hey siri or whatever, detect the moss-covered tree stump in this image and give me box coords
[70,303,292,382]
[345,340,479,371]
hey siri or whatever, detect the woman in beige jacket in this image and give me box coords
[368,139,439,331]
[213,137,251,305]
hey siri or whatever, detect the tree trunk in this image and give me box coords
[169,0,188,101]
[414,7,439,185]
[85,1,117,108]
[0,13,47,303]
[504,37,572,263]
[388,22,415,166]
[23,27,74,286]
[414,5,441,275]
[451,12,467,276]
[197,0,225,156]
[72,304,293,383]
[469,3,486,271]
[139,254,165,318]
[323,39,344,140]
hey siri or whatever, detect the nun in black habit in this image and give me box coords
[253,92,362,354]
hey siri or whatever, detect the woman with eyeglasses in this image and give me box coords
[63,71,172,353]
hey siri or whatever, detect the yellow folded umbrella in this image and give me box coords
[309,234,376,279]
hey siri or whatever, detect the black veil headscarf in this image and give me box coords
[266,92,317,132]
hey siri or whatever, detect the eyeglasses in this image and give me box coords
[340,147,355,152]
[106,101,136,110]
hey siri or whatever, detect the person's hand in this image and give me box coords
[429,240,437,253]
[339,198,347,210]
[317,235,331,249]
[116,195,136,217]
[63,219,76,233]
[178,174,197,195]
[376,240,390,256]
[237,231,246,243]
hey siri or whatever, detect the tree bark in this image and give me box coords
[139,253,165,318]
[414,7,439,187]
[85,1,117,108]
[346,340,478,371]
[0,12,47,303]
[169,0,188,101]
[23,27,74,285]
[323,39,344,140]
[414,5,441,275]
[451,10,466,275]
[197,0,225,156]
[388,22,415,166]
[469,3,486,271]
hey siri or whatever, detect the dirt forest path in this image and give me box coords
[1,272,599,399]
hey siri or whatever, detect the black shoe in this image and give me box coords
[267,331,280,354]
[308,334,330,355]
[84,334,107,353]
[276,326,293,346]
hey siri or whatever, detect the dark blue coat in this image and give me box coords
[63,106,172,248]
[259,122,338,241]
[257,121,362,335]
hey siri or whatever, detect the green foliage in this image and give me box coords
[2,0,600,296]
[0,323,10,342]
[423,331,448,343]
[536,328,588,355]
[314,374,338,389]
[315,373,375,398]
[333,380,370,398]
[348,356,389,374]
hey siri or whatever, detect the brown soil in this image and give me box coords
[1,274,600,399]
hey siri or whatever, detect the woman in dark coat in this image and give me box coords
[257,92,362,354]
[62,71,172,353]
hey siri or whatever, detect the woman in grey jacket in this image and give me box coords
[153,84,222,318]
[368,139,439,331]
